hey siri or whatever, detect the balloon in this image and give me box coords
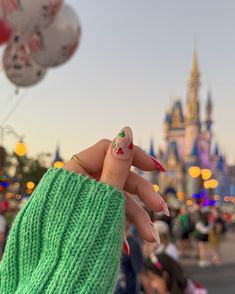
[30,4,81,68]
[3,34,47,87]
[5,0,63,32]
[0,19,12,45]
[0,4,3,18]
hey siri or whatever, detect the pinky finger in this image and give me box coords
[124,192,160,244]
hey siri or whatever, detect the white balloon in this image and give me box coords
[3,34,47,87]
[5,0,63,32]
[0,5,3,19]
[30,4,81,68]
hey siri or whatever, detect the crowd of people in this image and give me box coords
[115,204,229,294]
[0,197,231,293]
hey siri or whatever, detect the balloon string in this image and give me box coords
[1,91,28,125]
[0,91,17,117]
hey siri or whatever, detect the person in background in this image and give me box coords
[144,253,208,294]
[208,207,226,265]
[178,206,193,256]
[153,220,179,261]
[115,220,144,294]
[0,203,7,259]
[195,211,210,267]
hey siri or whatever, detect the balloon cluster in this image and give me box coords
[0,0,81,87]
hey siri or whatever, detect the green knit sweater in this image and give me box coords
[0,168,125,293]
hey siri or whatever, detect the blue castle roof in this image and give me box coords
[217,155,224,171]
[213,143,219,157]
[149,139,155,157]
[53,144,63,163]
[190,139,199,158]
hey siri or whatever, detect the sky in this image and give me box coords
[1,0,235,163]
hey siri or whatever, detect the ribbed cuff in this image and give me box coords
[0,168,125,294]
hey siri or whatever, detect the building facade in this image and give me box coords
[148,49,234,201]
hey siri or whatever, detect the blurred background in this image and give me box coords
[0,1,235,293]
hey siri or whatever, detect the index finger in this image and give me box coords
[63,138,165,176]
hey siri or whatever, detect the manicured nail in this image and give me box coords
[159,194,170,217]
[123,238,130,256]
[150,223,161,245]
[112,127,133,160]
[150,156,165,172]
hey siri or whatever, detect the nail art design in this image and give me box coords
[150,223,161,245]
[123,238,130,256]
[112,127,133,160]
[150,156,166,172]
[159,195,170,217]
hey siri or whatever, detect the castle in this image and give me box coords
[148,49,234,200]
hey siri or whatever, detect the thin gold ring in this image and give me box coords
[71,154,92,174]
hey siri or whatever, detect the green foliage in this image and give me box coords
[4,152,52,195]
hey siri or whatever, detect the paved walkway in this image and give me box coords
[180,231,235,266]
[181,231,235,293]
[185,263,235,293]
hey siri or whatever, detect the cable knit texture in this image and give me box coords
[0,168,125,294]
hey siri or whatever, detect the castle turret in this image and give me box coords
[52,144,64,168]
[213,143,219,158]
[149,139,156,158]
[205,90,213,131]
[163,111,171,140]
[185,48,201,159]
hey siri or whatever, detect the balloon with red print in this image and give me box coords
[3,34,47,87]
[0,19,12,45]
[0,4,3,18]
[30,4,81,68]
[4,0,64,32]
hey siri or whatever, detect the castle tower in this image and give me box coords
[52,144,64,168]
[205,90,213,131]
[163,111,171,140]
[185,48,201,159]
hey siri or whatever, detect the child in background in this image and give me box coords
[153,220,179,261]
[144,253,208,294]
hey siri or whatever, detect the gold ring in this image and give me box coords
[71,155,92,174]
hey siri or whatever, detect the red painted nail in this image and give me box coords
[150,157,166,172]
[123,239,130,256]
[159,195,170,217]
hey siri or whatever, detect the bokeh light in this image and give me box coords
[188,166,201,178]
[201,169,212,180]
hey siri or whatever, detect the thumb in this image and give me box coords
[100,127,134,190]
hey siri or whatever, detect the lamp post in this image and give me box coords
[0,125,27,157]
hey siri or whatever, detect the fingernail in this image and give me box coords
[150,223,161,245]
[159,194,170,217]
[112,127,133,160]
[150,156,165,172]
[123,238,130,256]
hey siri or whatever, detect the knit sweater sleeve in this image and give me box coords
[0,168,125,294]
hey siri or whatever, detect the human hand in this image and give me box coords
[63,127,169,248]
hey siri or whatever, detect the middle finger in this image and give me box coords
[124,171,170,216]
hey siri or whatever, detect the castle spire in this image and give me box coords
[52,144,64,168]
[205,89,213,131]
[191,47,200,78]
[185,47,200,126]
[149,139,155,158]
[185,47,201,159]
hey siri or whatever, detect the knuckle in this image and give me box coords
[98,138,110,145]
[106,167,122,179]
